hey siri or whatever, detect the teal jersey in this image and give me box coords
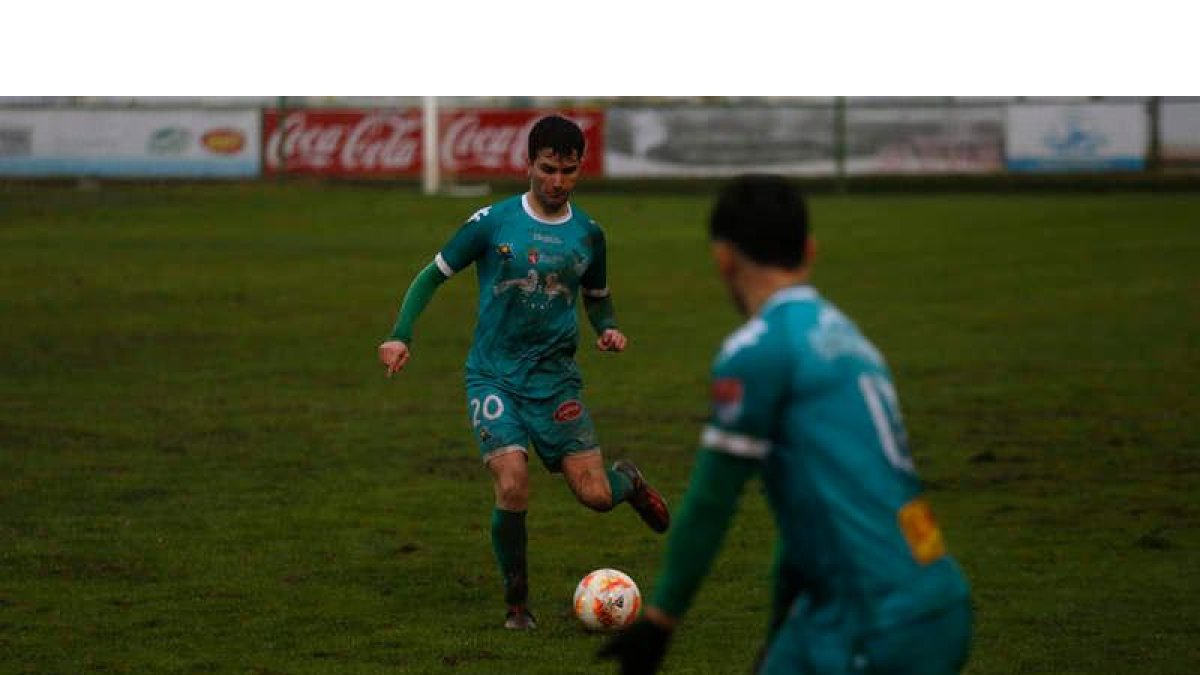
[435,194,609,396]
[704,285,969,632]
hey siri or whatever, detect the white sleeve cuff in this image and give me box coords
[582,287,610,298]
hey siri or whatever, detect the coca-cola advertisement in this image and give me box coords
[263,109,422,175]
[263,108,604,177]
[439,109,604,177]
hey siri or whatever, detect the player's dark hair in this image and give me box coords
[528,115,586,161]
[709,174,809,269]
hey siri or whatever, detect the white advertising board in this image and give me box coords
[845,106,1005,174]
[1161,101,1200,163]
[605,107,836,177]
[1006,104,1147,172]
[0,110,261,177]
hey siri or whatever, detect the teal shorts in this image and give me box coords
[465,379,600,472]
[757,598,971,675]
[855,599,972,675]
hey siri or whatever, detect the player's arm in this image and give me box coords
[583,292,624,351]
[650,447,759,621]
[600,321,787,672]
[378,208,492,376]
[580,221,627,352]
[378,259,451,376]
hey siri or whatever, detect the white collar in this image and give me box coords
[522,193,573,225]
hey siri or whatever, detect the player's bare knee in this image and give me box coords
[575,483,614,512]
[496,485,529,511]
[493,476,529,510]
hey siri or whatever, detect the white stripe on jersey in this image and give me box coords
[701,425,769,460]
[434,253,455,278]
[582,287,610,298]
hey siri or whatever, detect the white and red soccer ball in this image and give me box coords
[573,568,642,631]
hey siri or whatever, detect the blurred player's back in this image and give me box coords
[748,288,970,632]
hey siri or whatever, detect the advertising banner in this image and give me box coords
[0,110,260,177]
[605,107,837,177]
[263,109,422,176]
[1006,103,1148,172]
[845,106,1004,174]
[263,108,604,177]
[1160,100,1200,165]
[439,109,604,177]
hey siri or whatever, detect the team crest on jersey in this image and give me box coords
[711,378,744,424]
[496,243,514,260]
[527,248,540,265]
[553,400,583,423]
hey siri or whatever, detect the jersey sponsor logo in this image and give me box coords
[496,243,514,260]
[532,232,563,245]
[542,273,571,301]
[897,497,947,565]
[711,378,744,424]
[494,270,540,296]
[553,400,583,423]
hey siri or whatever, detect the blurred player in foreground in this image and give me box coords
[378,114,670,630]
[600,175,971,673]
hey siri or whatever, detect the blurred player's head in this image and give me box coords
[709,175,814,315]
[527,115,585,215]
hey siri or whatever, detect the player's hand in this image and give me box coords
[597,618,672,675]
[378,340,411,377]
[597,329,628,352]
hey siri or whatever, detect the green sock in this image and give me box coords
[606,467,633,506]
[491,507,528,606]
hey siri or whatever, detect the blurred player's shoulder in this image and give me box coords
[716,317,770,366]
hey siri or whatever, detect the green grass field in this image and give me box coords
[1,184,1197,674]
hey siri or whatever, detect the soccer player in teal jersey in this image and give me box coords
[378,115,670,631]
[601,175,971,674]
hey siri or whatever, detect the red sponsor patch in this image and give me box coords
[553,400,583,422]
[528,248,540,265]
[711,378,743,405]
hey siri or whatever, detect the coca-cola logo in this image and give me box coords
[441,113,596,172]
[265,111,420,171]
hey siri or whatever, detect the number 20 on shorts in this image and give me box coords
[470,394,505,427]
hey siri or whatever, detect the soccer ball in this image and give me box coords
[573,568,642,631]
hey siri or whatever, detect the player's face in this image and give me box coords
[528,149,581,215]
